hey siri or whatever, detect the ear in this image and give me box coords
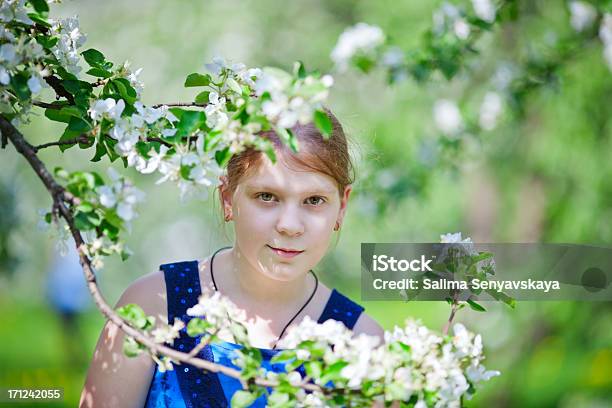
[218,175,233,216]
[336,185,352,228]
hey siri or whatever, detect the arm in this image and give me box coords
[79,271,166,408]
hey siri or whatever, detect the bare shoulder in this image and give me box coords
[352,311,385,343]
[116,269,167,321]
[80,269,167,408]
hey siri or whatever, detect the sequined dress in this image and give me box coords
[144,260,365,408]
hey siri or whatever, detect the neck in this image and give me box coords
[215,246,313,307]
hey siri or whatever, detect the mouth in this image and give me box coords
[267,245,304,259]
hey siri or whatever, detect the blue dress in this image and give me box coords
[144,260,365,408]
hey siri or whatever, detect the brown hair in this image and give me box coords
[224,110,354,197]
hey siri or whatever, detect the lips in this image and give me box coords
[267,245,304,258]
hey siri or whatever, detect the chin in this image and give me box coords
[262,264,304,282]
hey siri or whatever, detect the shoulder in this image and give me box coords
[116,268,167,320]
[352,311,385,343]
[331,288,385,343]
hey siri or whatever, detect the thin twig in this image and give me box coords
[33,100,64,110]
[152,102,206,108]
[33,134,92,152]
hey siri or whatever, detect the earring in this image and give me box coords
[224,212,232,222]
[333,221,340,231]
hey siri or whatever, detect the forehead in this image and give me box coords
[238,155,339,195]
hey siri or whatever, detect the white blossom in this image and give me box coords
[569,1,597,32]
[433,3,460,34]
[204,91,229,130]
[454,18,471,40]
[49,16,86,75]
[120,61,144,97]
[0,0,33,25]
[433,99,463,136]
[186,289,248,342]
[600,14,612,71]
[331,23,385,71]
[95,169,145,222]
[27,74,43,94]
[151,319,185,345]
[466,364,500,383]
[89,98,125,121]
[255,69,332,130]
[472,0,496,23]
[479,91,503,130]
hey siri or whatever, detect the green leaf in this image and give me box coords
[270,350,296,364]
[104,138,121,162]
[74,212,95,230]
[293,61,307,79]
[35,34,58,49]
[61,79,93,95]
[55,66,78,81]
[27,0,49,13]
[320,360,349,384]
[253,137,276,163]
[471,251,494,263]
[231,391,257,408]
[268,392,290,407]
[10,74,31,101]
[226,77,242,94]
[195,90,211,104]
[81,48,106,68]
[485,288,516,309]
[112,78,137,105]
[175,110,205,138]
[91,139,108,162]
[304,361,322,379]
[186,318,213,337]
[117,304,148,329]
[184,73,211,87]
[123,336,144,357]
[313,110,332,138]
[68,116,92,132]
[467,299,486,312]
[76,202,94,213]
[276,127,299,153]
[45,107,73,124]
[58,128,82,152]
[214,147,232,167]
[28,13,51,27]
[86,67,113,78]
[54,167,69,179]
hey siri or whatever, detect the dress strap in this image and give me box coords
[317,288,365,330]
[161,260,228,408]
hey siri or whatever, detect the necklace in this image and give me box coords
[209,246,319,350]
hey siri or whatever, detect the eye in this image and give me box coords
[256,192,276,202]
[305,196,326,206]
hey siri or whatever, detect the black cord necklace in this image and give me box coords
[209,246,319,350]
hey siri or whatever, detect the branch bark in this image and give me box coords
[0,114,328,395]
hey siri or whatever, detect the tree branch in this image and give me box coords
[33,100,63,110]
[0,114,329,395]
[44,75,75,104]
[153,102,206,108]
[33,134,92,152]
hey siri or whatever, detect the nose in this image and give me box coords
[275,203,304,237]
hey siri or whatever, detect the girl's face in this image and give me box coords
[221,155,351,282]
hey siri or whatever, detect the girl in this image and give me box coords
[80,111,385,407]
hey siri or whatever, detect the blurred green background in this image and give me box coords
[1,0,611,406]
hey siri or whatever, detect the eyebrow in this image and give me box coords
[246,184,337,196]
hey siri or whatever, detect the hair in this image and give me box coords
[224,110,354,197]
[215,110,355,241]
